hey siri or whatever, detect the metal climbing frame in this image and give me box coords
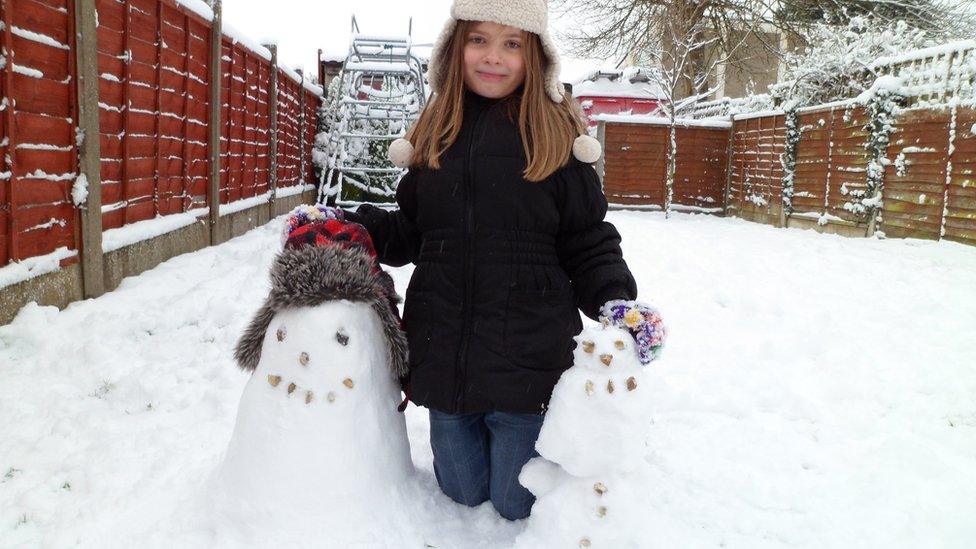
[319,16,428,206]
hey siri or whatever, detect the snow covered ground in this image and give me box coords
[1,211,975,548]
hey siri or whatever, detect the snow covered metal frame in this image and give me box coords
[234,245,409,380]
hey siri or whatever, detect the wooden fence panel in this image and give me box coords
[302,86,318,184]
[218,37,270,204]
[883,108,952,239]
[602,122,667,206]
[727,114,786,225]
[673,126,728,210]
[97,0,212,230]
[2,0,80,263]
[276,70,301,188]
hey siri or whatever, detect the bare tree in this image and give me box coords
[555,0,976,99]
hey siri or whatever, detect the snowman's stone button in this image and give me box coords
[593,482,607,495]
[287,382,296,395]
[299,352,310,366]
[276,327,286,342]
[584,380,594,396]
[336,330,349,346]
[597,506,607,517]
[579,538,591,548]
[305,391,314,404]
[267,375,281,387]
[626,377,637,391]
[607,379,615,393]
[343,378,354,389]
[327,391,336,403]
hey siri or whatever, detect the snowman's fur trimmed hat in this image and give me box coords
[234,245,408,380]
[428,0,564,104]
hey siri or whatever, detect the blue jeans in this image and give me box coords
[428,409,545,521]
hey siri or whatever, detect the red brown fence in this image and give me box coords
[599,102,976,246]
[0,0,322,275]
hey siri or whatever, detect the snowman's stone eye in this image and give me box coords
[336,330,349,346]
[276,327,286,342]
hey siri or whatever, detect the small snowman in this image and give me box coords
[215,206,414,544]
[516,301,666,549]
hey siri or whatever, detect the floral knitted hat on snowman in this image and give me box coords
[387,0,602,168]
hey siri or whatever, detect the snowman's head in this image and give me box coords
[572,323,641,373]
[234,245,407,382]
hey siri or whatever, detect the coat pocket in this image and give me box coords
[503,289,580,372]
[403,289,431,369]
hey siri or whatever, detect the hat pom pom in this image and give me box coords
[573,134,602,164]
[388,138,414,168]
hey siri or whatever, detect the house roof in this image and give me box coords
[572,66,665,100]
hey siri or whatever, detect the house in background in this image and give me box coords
[572,67,666,127]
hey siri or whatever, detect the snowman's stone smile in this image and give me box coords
[265,370,356,405]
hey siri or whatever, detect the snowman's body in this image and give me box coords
[217,300,413,544]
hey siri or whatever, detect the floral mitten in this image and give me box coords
[598,299,667,364]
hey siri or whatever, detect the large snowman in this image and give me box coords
[215,208,417,546]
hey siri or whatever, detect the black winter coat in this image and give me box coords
[347,92,637,414]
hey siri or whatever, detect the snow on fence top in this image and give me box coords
[593,114,732,129]
[222,21,273,62]
[174,0,215,21]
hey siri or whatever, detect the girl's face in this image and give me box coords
[462,21,526,99]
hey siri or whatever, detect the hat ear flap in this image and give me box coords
[234,302,276,372]
[372,300,409,380]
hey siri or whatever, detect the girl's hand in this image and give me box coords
[598,299,667,365]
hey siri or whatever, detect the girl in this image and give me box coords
[343,0,653,521]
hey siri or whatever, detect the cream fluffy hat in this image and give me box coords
[388,0,602,168]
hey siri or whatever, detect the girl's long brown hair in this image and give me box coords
[407,20,586,182]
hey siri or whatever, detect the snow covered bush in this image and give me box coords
[771,16,934,106]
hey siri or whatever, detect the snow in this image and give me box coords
[592,114,732,129]
[856,75,905,104]
[1,212,976,547]
[26,169,75,181]
[102,208,208,253]
[222,21,272,62]
[0,247,77,290]
[72,174,89,207]
[11,64,43,79]
[274,183,314,199]
[174,0,214,21]
[732,109,785,122]
[218,192,270,217]
[10,26,69,50]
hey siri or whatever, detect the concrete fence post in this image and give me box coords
[207,0,223,245]
[74,0,105,298]
[264,43,278,218]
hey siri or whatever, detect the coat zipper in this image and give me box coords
[453,107,486,413]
